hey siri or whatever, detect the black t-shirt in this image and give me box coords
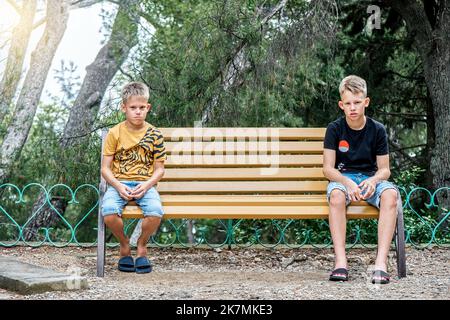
[323,116,389,176]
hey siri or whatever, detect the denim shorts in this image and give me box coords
[101,181,164,218]
[326,172,398,208]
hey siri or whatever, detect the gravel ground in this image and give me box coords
[0,246,448,300]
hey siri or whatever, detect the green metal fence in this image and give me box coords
[0,183,449,248]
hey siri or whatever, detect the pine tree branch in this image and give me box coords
[70,0,104,9]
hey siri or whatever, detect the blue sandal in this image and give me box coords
[135,256,152,274]
[118,256,135,272]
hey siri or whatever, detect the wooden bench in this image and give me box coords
[96,127,406,278]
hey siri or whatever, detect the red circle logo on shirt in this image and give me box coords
[338,140,349,152]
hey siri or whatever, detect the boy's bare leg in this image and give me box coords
[136,216,161,257]
[374,189,398,272]
[328,190,348,269]
[104,215,131,257]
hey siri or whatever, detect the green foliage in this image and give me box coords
[135,0,339,128]
[2,0,440,245]
[393,166,426,189]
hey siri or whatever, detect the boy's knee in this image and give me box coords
[101,202,122,217]
[140,202,164,218]
[329,189,346,207]
[380,189,397,208]
[103,213,121,225]
[142,216,162,234]
[143,216,161,225]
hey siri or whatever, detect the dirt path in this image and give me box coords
[0,246,448,300]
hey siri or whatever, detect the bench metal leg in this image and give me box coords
[98,132,108,277]
[394,194,407,278]
[227,219,233,250]
[97,212,106,277]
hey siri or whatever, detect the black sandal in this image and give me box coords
[329,268,348,281]
[372,270,390,284]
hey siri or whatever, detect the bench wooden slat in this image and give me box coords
[162,168,325,180]
[121,205,378,219]
[128,195,371,207]
[165,141,324,154]
[164,154,323,167]
[160,128,326,141]
[156,181,328,193]
[160,194,371,206]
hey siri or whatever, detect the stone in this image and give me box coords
[0,256,88,295]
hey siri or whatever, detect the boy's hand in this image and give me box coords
[117,184,134,201]
[343,179,362,202]
[130,181,153,199]
[359,178,377,200]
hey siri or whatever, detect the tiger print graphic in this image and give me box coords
[107,124,166,181]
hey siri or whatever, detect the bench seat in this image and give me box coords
[122,195,379,219]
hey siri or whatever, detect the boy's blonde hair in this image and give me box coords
[121,82,149,104]
[339,75,367,97]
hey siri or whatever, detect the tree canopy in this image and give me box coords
[0,0,448,242]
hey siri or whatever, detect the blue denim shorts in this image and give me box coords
[326,173,398,208]
[101,181,164,218]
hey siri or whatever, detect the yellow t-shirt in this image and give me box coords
[103,121,167,181]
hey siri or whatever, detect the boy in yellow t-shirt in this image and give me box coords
[101,82,166,274]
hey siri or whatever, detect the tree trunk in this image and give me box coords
[186,220,195,244]
[426,53,450,188]
[201,44,249,125]
[21,193,68,241]
[0,0,70,185]
[23,1,140,241]
[61,0,140,148]
[426,51,450,226]
[387,0,450,210]
[424,88,435,188]
[0,0,37,126]
[388,126,404,170]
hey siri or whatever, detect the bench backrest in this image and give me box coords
[100,127,381,219]
[158,127,327,195]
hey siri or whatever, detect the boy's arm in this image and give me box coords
[358,154,391,200]
[323,148,362,201]
[130,161,165,199]
[101,155,133,201]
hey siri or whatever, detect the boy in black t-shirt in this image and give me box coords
[323,75,399,284]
